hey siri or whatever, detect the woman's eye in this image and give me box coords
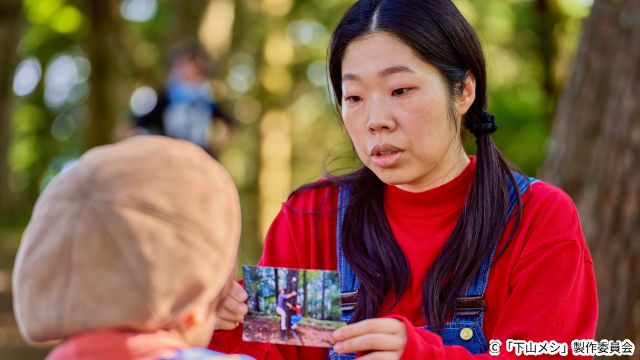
[392,88,412,96]
[344,96,362,103]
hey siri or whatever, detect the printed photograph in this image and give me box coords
[242,265,344,347]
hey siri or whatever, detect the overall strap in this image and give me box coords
[336,184,359,322]
[442,173,538,354]
[459,173,537,307]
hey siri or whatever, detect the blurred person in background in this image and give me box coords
[133,42,234,158]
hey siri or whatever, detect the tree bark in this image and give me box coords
[303,270,308,316]
[274,267,280,302]
[321,271,326,320]
[0,0,23,219]
[542,0,640,345]
[534,0,562,119]
[171,0,210,43]
[84,1,119,149]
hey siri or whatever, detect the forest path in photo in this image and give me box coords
[243,315,336,348]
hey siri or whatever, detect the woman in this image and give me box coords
[210,0,597,359]
[276,289,297,337]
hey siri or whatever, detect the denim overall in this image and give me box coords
[328,173,537,359]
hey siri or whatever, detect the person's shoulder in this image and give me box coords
[517,178,590,259]
[284,178,341,213]
[524,178,578,216]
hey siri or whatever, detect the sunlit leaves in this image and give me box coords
[24,0,84,35]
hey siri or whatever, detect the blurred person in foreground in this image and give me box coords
[133,43,234,158]
[12,136,252,360]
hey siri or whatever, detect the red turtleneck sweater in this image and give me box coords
[210,157,597,359]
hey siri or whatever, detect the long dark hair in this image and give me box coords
[296,0,522,330]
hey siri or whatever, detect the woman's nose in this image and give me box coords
[366,99,396,133]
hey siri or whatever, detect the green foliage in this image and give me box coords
[2,0,591,256]
[455,0,590,175]
[244,266,340,320]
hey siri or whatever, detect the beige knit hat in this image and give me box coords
[12,136,241,343]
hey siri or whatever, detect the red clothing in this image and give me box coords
[47,329,186,360]
[210,157,597,359]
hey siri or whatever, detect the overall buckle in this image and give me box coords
[341,290,358,312]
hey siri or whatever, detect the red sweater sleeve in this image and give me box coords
[390,185,598,359]
[209,185,338,360]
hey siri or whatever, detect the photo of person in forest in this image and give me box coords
[242,266,343,348]
[276,288,297,337]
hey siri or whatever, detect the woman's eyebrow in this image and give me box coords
[342,65,416,82]
[378,65,415,77]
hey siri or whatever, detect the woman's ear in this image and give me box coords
[456,71,476,116]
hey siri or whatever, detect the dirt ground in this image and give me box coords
[243,314,336,348]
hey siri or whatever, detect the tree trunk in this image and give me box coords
[274,267,279,297]
[541,0,640,345]
[534,0,562,119]
[0,0,23,220]
[284,269,298,329]
[254,289,260,312]
[171,0,210,43]
[321,271,326,320]
[303,270,308,316]
[84,1,118,149]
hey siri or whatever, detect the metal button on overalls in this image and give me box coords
[460,327,474,341]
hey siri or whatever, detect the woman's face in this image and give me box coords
[340,32,475,192]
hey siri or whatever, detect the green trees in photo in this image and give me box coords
[244,266,340,320]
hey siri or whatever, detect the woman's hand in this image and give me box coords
[214,280,248,330]
[332,318,407,360]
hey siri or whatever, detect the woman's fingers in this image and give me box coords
[219,296,248,321]
[229,281,249,302]
[214,318,240,331]
[332,318,406,355]
[357,351,400,360]
[217,303,246,323]
[333,318,404,340]
[214,281,249,330]
[333,333,406,354]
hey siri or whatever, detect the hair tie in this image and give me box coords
[469,111,498,137]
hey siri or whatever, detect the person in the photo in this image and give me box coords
[241,266,340,348]
[210,0,597,359]
[12,136,252,360]
[286,302,303,330]
[276,289,297,337]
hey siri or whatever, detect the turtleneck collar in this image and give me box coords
[384,156,476,218]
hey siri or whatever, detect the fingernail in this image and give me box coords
[334,342,343,353]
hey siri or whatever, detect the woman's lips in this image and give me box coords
[370,144,403,168]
